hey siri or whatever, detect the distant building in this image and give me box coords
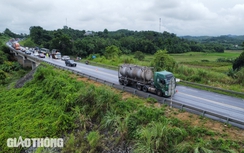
[63,26,68,29]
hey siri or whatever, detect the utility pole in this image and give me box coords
[159,18,161,33]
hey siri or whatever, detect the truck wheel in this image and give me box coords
[156,90,163,97]
[119,80,124,85]
[142,86,148,92]
[136,85,142,90]
[124,80,129,86]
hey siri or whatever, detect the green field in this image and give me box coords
[170,50,242,63]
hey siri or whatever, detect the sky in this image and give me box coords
[0,0,244,36]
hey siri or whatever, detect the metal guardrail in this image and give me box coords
[43,60,244,129]
[7,45,244,129]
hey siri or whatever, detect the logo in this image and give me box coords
[7,136,63,148]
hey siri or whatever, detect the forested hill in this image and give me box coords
[4,26,242,56]
[25,26,228,56]
[181,35,244,50]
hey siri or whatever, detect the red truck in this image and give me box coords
[12,42,20,50]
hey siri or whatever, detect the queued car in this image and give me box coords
[33,52,39,56]
[61,55,70,61]
[21,47,26,52]
[65,60,77,67]
[38,53,45,58]
[25,50,31,55]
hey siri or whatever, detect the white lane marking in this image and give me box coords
[179,92,244,112]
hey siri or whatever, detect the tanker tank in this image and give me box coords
[119,64,153,81]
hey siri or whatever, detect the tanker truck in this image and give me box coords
[118,64,176,97]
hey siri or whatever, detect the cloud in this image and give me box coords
[0,0,243,36]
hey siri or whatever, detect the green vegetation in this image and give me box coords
[18,26,227,56]
[170,51,244,93]
[233,49,244,71]
[20,37,37,48]
[182,35,244,50]
[0,64,243,153]
[151,50,176,72]
[170,51,241,63]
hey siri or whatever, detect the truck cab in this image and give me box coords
[153,71,176,97]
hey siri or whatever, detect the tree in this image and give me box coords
[23,39,36,47]
[50,32,72,55]
[103,29,108,37]
[233,51,244,71]
[29,26,45,45]
[134,51,145,60]
[104,45,121,59]
[3,28,17,37]
[151,50,176,72]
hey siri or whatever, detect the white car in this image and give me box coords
[61,56,70,61]
[33,52,39,56]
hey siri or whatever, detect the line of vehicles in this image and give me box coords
[8,39,176,97]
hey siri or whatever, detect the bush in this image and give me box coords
[216,58,234,63]
[151,50,176,72]
[0,70,6,84]
[134,51,145,60]
[233,51,244,70]
[235,67,244,85]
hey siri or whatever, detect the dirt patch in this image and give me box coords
[15,67,37,88]
[170,109,244,141]
[69,74,102,87]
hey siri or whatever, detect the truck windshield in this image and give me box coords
[166,74,173,80]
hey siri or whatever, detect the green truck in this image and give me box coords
[118,64,176,97]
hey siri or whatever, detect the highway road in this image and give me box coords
[9,45,244,127]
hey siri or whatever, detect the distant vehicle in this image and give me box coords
[51,49,61,59]
[65,60,77,67]
[12,42,20,50]
[25,50,31,55]
[33,52,39,56]
[61,55,70,61]
[40,48,50,54]
[38,53,45,58]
